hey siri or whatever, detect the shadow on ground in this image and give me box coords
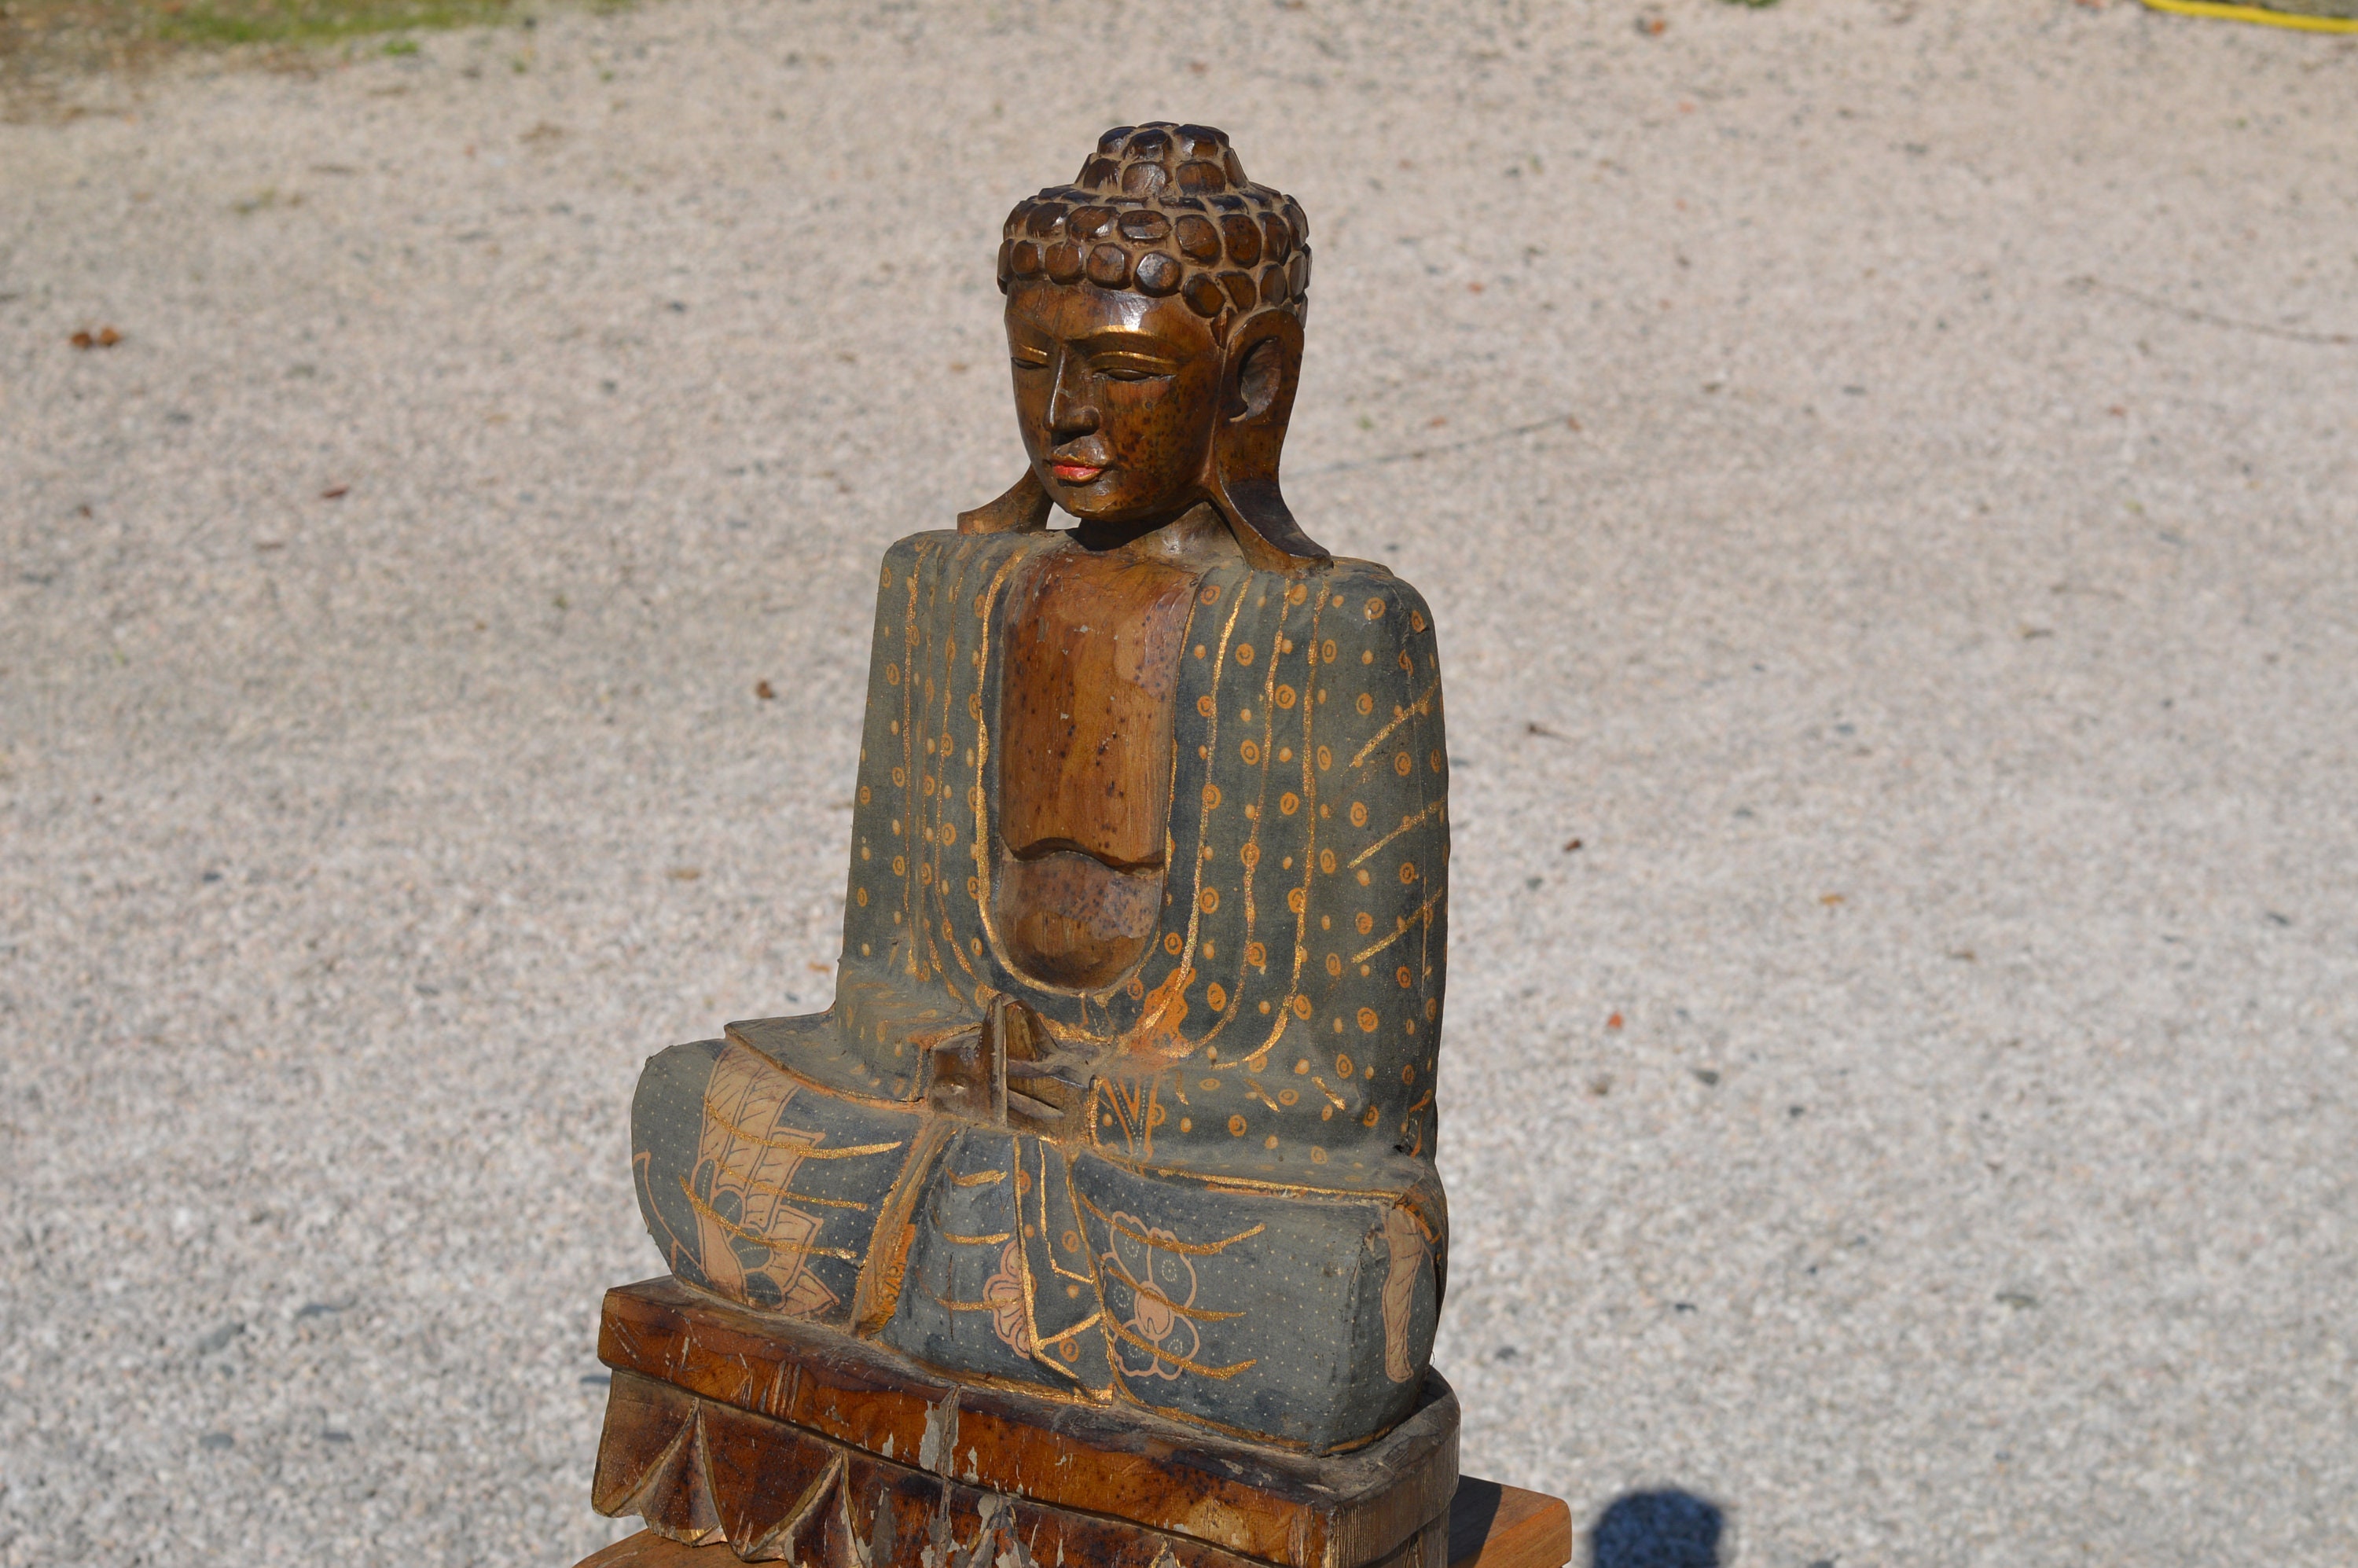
[1589,1489,1728,1568]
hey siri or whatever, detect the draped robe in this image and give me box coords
[633,527,1450,1453]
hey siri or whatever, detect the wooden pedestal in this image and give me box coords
[575,1280,1566,1568]
[578,1478,1570,1568]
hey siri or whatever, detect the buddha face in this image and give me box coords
[1004,280,1226,536]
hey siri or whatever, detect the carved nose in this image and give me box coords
[1047,354,1098,440]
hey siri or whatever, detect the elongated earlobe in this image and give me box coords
[958,468,1053,534]
[1206,310,1326,569]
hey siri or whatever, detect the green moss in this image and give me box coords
[2,0,623,88]
[153,1,519,47]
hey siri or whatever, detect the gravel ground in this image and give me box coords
[3,3,2355,1564]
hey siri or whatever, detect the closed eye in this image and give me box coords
[1093,352,1178,382]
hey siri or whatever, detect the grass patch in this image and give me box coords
[0,0,588,97]
[151,0,516,48]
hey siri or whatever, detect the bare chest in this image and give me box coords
[997,545,1196,869]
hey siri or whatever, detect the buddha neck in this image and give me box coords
[1068,500,1246,568]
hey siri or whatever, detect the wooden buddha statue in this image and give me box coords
[626,124,1453,1460]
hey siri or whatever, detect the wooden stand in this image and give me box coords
[1441,1480,1574,1568]
[574,1280,1567,1568]
[578,1478,1570,1568]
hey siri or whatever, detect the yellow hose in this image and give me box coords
[2141,0,2358,33]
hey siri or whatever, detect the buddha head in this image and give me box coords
[960,124,1326,567]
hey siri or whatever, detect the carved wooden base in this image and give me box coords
[577,1478,1570,1568]
[582,1278,1489,1568]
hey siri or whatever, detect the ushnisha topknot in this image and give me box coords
[997,123,1312,331]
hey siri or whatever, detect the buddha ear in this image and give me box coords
[958,467,1053,534]
[1206,309,1328,571]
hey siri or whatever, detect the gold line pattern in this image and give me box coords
[1075,1188,1266,1256]
[727,1172,871,1211]
[1100,1255,1248,1322]
[1349,889,1448,967]
[965,545,1039,989]
[1177,580,1251,1016]
[1038,1311,1103,1342]
[758,1139,908,1162]
[1102,1312,1258,1379]
[1347,799,1444,870]
[899,563,919,968]
[1080,1147,1424,1203]
[1243,583,1324,1069]
[699,1100,907,1162]
[678,1180,861,1260]
[930,545,969,1004]
[1346,678,1442,771]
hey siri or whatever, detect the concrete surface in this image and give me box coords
[3,2,2355,1564]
